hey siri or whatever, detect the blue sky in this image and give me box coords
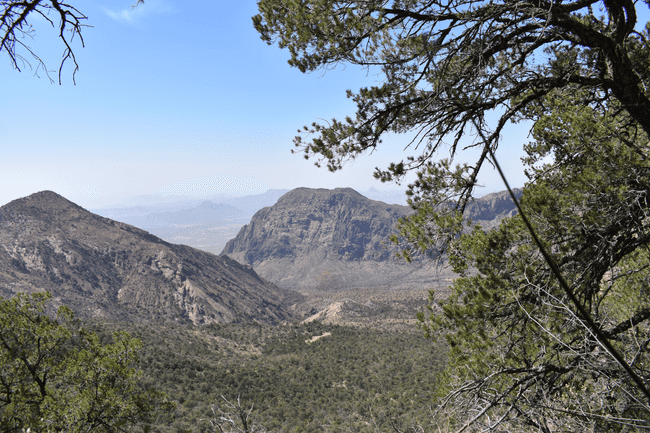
[2,0,533,208]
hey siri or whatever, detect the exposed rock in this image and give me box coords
[220,188,443,290]
[220,187,523,291]
[0,191,300,325]
[465,188,522,228]
[222,188,411,262]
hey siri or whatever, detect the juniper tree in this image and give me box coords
[422,93,650,431]
[255,1,650,430]
[0,292,173,432]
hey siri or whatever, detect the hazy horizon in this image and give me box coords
[1,183,413,209]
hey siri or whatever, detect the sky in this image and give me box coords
[2,0,535,209]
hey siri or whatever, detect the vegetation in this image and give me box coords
[90,319,446,432]
[6,0,650,430]
[2,292,443,432]
[0,292,173,432]
[421,93,650,431]
[255,0,650,431]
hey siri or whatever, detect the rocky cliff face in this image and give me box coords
[220,187,522,291]
[220,188,442,290]
[0,191,300,325]
[222,188,411,263]
[464,188,522,226]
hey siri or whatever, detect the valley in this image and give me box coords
[0,187,518,432]
[88,318,446,432]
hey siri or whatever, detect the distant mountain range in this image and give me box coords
[89,188,410,254]
[0,187,521,325]
[91,189,292,226]
[110,201,245,228]
[90,189,292,254]
[0,191,300,325]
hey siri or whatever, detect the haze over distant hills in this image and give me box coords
[92,189,292,224]
[0,191,300,325]
[89,188,410,254]
[90,189,292,254]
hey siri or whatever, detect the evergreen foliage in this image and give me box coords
[0,292,173,432]
[419,93,650,431]
[91,320,446,432]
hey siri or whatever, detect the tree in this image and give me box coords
[254,0,650,430]
[0,291,174,432]
[254,0,650,217]
[202,396,267,433]
[418,91,650,431]
[1,0,143,83]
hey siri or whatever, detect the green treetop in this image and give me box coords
[0,292,174,432]
[420,92,650,431]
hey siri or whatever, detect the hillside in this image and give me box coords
[88,319,445,432]
[220,188,444,291]
[464,188,522,227]
[0,191,301,325]
[221,187,521,291]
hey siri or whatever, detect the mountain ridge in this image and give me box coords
[0,191,300,325]
[220,188,441,291]
[220,187,521,291]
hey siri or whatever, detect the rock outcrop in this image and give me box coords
[220,187,522,291]
[222,188,411,262]
[220,188,442,290]
[0,191,300,325]
[464,188,522,227]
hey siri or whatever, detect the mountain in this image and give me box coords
[463,188,522,231]
[220,187,522,292]
[0,191,300,325]
[360,187,408,205]
[92,189,291,224]
[222,188,412,262]
[218,189,291,216]
[116,201,245,228]
[220,188,443,291]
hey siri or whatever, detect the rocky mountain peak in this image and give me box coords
[464,188,522,225]
[220,187,424,290]
[221,187,523,291]
[0,191,299,325]
[274,187,364,206]
[2,190,86,221]
[222,187,411,265]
